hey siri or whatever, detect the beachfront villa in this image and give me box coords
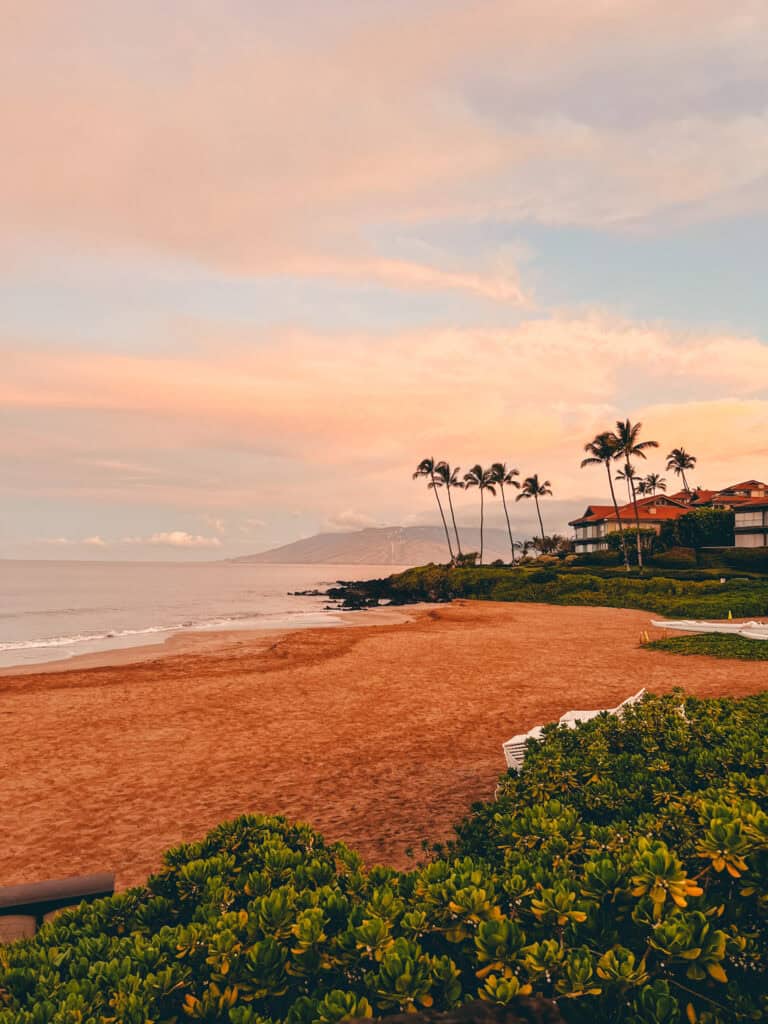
[570,481,768,553]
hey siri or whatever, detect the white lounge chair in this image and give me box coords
[650,618,767,635]
[502,688,646,771]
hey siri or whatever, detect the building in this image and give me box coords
[569,495,690,553]
[734,499,768,548]
[570,479,768,552]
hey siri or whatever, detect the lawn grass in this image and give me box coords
[648,633,768,660]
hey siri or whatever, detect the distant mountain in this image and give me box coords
[233,526,514,565]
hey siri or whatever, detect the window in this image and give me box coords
[737,511,764,527]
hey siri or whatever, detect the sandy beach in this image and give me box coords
[2,600,766,891]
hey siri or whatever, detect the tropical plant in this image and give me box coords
[666,448,697,493]
[644,472,666,495]
[515,474,552,546]
[609,420,659,569]
[581,432,630,572]
[413,458,454,562]
[434,462,465,557]
[490,463,520,564]
[463,465,497,565]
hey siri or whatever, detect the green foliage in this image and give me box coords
[649,634,768,661]
[658,508,735,550]
[647,548,698,570]
[2,693,767,1024]
[359,565,768,619]
[699,547,768,574]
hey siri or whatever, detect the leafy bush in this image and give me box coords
[659,509,735,550]
[648,634,768,661]
[1,693,766,1024]
[700,548,768,574]
[338,566,768,619]
[572,550,621,567]
[648,547,697,570]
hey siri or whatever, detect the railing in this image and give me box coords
[0,872,115,936]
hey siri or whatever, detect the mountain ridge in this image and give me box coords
[233,525,515,565]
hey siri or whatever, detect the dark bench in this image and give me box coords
[0,872,115,933]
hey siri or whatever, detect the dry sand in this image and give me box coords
[1,601,766,891]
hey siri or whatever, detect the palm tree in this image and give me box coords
[491,462,520,564]
[666,447,697,493]
[463,464,497,565]
[581,432,629,571]
[635,478,649,496]
[644,473,666,495]
[609,419,659,569]
[615,463,638,504]
[434,462,464,557]
[412,458,454,562]
[516,474,552,544]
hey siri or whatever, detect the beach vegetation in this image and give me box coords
[580,433,630,571]
[413,459,456,563]
[331,564,768,619]
[648,634,768,661]
[515,475,552,551]
[463,466,497,566]
[666,448,698,493]
[608,420,659,570]
[2,692,766,1023]
[489,464,520,565]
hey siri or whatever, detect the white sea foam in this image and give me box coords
[0,562,394,668]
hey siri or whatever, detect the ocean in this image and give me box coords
[0,561,404,669]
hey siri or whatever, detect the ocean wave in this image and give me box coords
[0,608,333,654]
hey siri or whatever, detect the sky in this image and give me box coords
[3,0,768,560]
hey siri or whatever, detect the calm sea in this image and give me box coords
[0,561,404,669]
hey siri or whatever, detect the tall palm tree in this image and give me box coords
[490,462,520,564]
[434,462,464,557]
[644,472,666,495]
[609,419,659,569]
[463,464,497,565]
[666,447,697,493]
[412,458,454,562]
[635,478,649,496]
[516,474,552,543]
[581,432,629,571]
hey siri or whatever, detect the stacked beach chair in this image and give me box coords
[502,688,646,771]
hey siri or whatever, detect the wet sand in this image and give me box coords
[1,601,766,891]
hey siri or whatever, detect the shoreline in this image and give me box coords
[2,600,766,892]
[0,604,417,677]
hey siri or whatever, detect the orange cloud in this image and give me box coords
[3,317,767,519]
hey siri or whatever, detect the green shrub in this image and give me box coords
[648,547,697,570]
[658,508,735,550]
[572,550,621,567]
[2,692,766,1023]
[696,547,768,573]
[337,566,768,619]
[648,634,768,661]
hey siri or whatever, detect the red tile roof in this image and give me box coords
[735,498,768,511]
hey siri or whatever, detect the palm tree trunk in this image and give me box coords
[499,483,516,564]
[445,484,462,556]
[681,469,689,493]
[534,493,545,542]
[479,488,484,565]
[605,461,630,572]
[430,473,454,563]
[628,469,644,569]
